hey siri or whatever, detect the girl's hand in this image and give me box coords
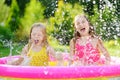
[7,60,19,65]
[11,61,20,65]
[9,57,24,65]
[105,59,111,65]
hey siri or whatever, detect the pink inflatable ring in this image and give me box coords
[0,55,120,79]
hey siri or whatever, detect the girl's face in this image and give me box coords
[31,27,44,45]
[75,16,90,36]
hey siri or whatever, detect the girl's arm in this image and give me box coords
[97,38,111,64]
[11,45,29,65]
[47,46,56,60]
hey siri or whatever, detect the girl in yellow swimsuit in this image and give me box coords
[11,23,55,66]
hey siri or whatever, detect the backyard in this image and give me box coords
[0,0,120,57]
[0,1,120,80]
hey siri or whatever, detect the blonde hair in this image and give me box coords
[28,23,48,49]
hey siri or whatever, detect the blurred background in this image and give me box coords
[0,0,120,57]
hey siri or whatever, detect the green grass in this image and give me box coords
[48,36,70,52]
[0,43,24,57]
[0,39,120,58]
[50,39,120,57]
[0,47,10,57]
[104,40,120,57]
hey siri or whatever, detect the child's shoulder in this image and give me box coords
[70,38,75,43]
[91,35,100,39]
[92,36,103,43]
[70,38,75,41]
[22,44,28,50]
[70,37,79,42]
[20,44,29,55]
[91,36,100,42]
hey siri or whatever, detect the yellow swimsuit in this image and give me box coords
[27,47,49,66]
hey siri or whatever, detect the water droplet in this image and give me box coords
[44,70,48,75]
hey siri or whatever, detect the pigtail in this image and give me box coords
[71,30,80,55]
[71,21,81,55]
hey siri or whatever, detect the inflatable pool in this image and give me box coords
[0,55,120,80]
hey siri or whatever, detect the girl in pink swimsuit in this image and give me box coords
[70,14,111,66]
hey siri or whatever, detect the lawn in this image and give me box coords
[0,42,24,57]
[104,40,120,57]
[0,39,120,58]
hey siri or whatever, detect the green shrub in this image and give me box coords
[5,0,20,32]
[47,1,84,45]
[0,0,10,23]
[19,0,45,41]
[0,26,13,40]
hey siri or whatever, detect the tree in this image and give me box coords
[39,0,58,18]
[0,0,10,24]
[4,0,30,17]
[5,0,20,40]
[89,3,120,40]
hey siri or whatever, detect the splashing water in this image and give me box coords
[6,40,14,64]
[44,70,49,75]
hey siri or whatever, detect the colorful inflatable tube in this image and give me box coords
[0,56,120,80]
